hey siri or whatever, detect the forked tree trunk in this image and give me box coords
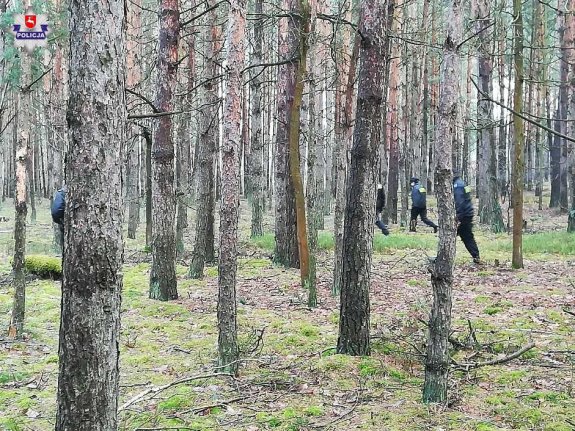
[217,0,246,376]
[55,0,125,427]
[8,53,30,339]
[150,0,179,300]
[288,0,311,293]
[423,0,460,404]
[337,0,392,356]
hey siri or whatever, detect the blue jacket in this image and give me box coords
[411,182,427,208]
[453,177,474,219]
[51,189,66,225]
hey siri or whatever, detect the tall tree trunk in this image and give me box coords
[288,0,312,295]
[8,52,30,339]
[333,32,360,296]
[145,127,152,248]
[551,6,566,208]
[55,0,125,427]
[218,0,246,376]
[386,5,402,224]
[127,0,142,240]
[423,0,461,403]
[565,0,575,230]
[189,2,220,277]
[337,0,392,356]
[249,0,264,238]
[474,0,504,232]
[176,22,195,256]
[497,29,507,198]
[274,0,299,268]
[511,0,524,269]
[149,0,179,300]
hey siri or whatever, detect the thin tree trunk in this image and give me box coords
[497,31,507,198]
[218,0,246,376]
[8,53,30,339]
[145,127,152,248]
[249,0,264,237]
[149,0,179,300]
[127,0,142,240]
[337,0,392,356]
[551,5,566,208]
[274,0,300,268]
[55,0,125,427]
[511,0,524,269]
[423,0,460,403]
[189,3,220,277]
[333,32,360,296]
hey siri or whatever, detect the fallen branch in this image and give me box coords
[118,372,233,412]
[455,343,536,370]
[187,396,246,414]
[563,308,575,318]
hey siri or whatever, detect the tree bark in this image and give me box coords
[337,0,392,356]
[474,0,504,232]
[248,0,264,238]
[511,0,524,269]
[150,0,179,300]
[189,1,220,277]
[423,0,460,404]
[55,0,125,427]
[274,0,300,268]
[8,53,30,339]
[218,0,246,376]
[127,0,142,240]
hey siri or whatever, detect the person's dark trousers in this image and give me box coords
[457,216,479,259]
[375,215,389,235]
[410,207,438,229]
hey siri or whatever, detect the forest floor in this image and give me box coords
[0,191,574,431]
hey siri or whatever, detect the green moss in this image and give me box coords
[0,372,28,384]
[526,391,569,403]
[496,370,527,384]
[359,358,381,377]
[474,295,491,304]
[158,394,193,411]
[17,255,62,278]
[304,406,323,417]
[299,324,319,337]
[484,306,503,315]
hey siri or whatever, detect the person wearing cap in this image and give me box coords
[453,171,482,264]
[409,176,438,233]
[375,184,390,236]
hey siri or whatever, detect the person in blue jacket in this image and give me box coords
[453,171,481,264]
[375,184,390,236]
[409,176,438,233]
[51,185,67,238]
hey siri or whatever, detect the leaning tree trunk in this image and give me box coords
[337,0,392,356]
[511,0,524,269]
[217,0,246,376]
[423,0,461,404]
[55,0,126,428]
[8,53,30,339]
[149,0,179,300]
[189,2,220,278]
[248,0,264,238]
[274,0,300,268]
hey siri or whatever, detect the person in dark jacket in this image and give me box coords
[375,184,390,236]
[453,172,481,264]
[51,185,67,238]
[409,177,438,233]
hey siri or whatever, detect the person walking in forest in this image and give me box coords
[375,184,390,236]
[409,176,438,233]
[453,172,482,264]
[51,185,67,239]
